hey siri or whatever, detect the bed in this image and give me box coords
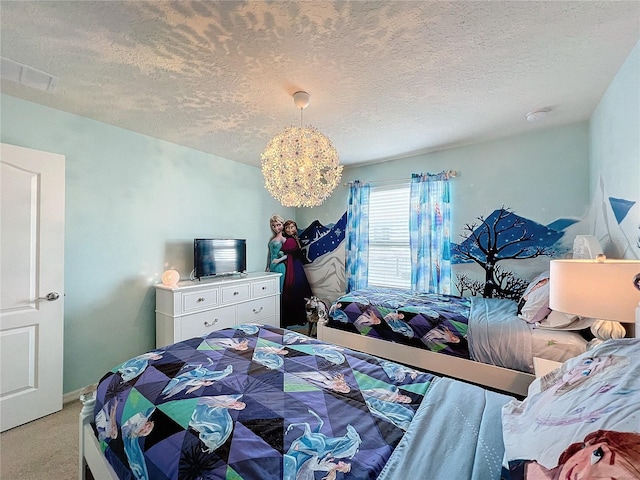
[318,237,634,398]
[79,326,640,480]
[318,275,596,397]
[79,323,513,480]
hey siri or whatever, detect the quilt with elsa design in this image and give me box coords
[92,324,436,480]
[328,288,537,372]
[328,287,472,358]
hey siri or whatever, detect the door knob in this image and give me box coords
[38,292,60,301]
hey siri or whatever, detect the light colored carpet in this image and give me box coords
[0,400,81,480]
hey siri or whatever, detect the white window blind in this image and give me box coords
[368,184,411,289]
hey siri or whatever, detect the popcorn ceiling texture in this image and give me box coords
[1,1,638,167]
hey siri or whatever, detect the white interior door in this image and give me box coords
[1,143,65,432]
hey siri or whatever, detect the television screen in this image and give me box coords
[194,239,246,279]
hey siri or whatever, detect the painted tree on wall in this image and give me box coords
[456,265,528,299]
[453,207,562,298]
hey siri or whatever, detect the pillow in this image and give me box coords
[501,338,640,477]
[535,310,594,330]
[517,271,551,323]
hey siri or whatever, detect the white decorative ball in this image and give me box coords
[590,319,626,340]
[161,269,180,287]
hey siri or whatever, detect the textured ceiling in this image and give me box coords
[1,1,639,167]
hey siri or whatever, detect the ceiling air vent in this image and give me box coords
[1,57,59,93]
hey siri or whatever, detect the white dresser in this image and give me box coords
[154,272,281,347]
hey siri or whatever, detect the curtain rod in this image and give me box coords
[343,170,458,187]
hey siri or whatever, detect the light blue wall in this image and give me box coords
[298,123,591,254]
[5,39,634,393]
[1,94,292,393]
[589,40,640,259]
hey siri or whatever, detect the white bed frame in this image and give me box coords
[317,320,535,397]
[317,315,636,397]
[79,391,118,480]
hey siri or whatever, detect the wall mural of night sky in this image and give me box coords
[294,187,637,302]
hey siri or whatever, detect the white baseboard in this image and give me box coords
[63,387,84,404]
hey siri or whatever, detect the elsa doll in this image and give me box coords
[266,214,287,291]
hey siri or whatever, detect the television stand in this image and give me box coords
[154,272,281,347]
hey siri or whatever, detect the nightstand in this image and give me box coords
[533,357,563,378]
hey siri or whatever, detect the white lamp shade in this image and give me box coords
[549,259,640,323]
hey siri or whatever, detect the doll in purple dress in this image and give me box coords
[281,220,313,327]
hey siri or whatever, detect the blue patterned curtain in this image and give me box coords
[346,181,370,292]
[409,172,452,293]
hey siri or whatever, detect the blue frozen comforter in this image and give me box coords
[328,288,534,372]
[94,325,440,479]
[93,324,513,479]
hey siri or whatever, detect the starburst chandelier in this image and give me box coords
[261,91,343,208]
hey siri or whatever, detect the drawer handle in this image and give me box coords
[253,306,264,314]
[261,286,267,290]
[204,319,219,327]
[197,297,205,303]
[233,291,239,296]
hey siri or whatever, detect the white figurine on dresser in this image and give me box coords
[154,272,281,347]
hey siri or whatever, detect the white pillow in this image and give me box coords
[517,271,551,323]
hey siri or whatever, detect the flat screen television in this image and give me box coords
[194,239,246,280]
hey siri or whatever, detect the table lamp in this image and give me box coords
[161,269,181,287]
[549,257,640,339]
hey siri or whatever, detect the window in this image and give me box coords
[367,184,411,289]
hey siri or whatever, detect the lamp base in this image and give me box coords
[590,318,626,340]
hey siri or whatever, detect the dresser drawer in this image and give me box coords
[182,288,219,313]
[221,283,250,304]
[237,296,276,322]
[252,279,277,297]
[179,306,236,340]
